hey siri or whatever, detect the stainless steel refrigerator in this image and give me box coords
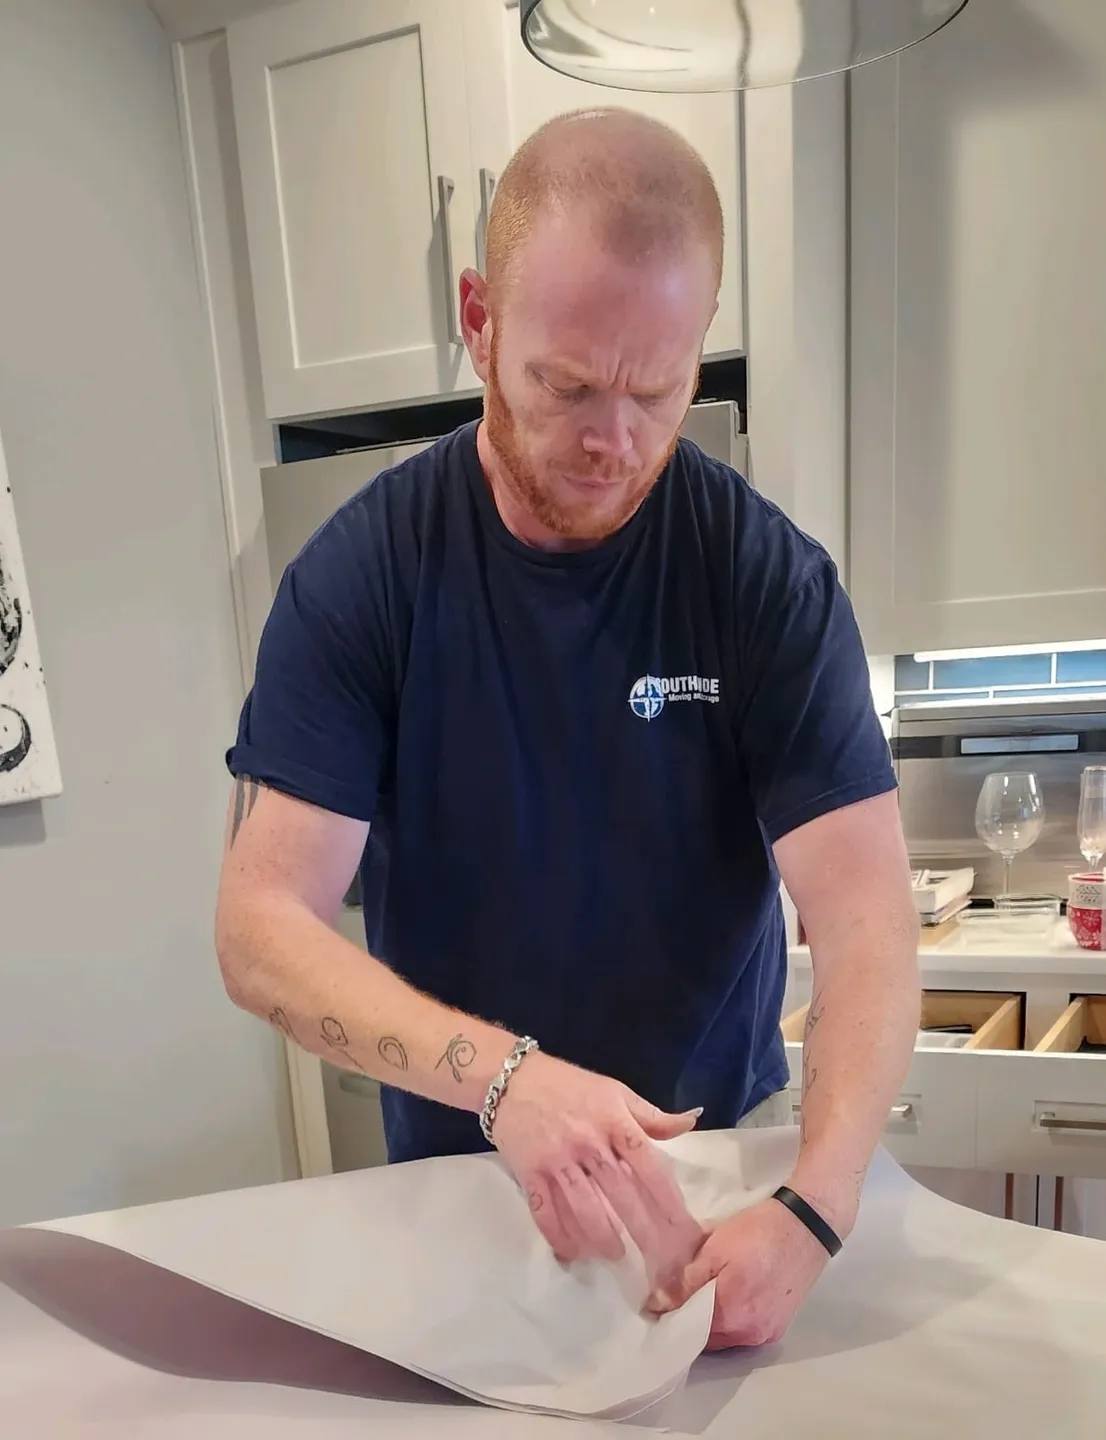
[260,400,749,580]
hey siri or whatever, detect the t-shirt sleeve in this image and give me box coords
[225,533,393,824]
[736,558,896,844]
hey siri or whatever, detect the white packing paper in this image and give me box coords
[16,1128,1106,1437]
[30,1128,808,1421]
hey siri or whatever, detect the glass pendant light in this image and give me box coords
[519,0,971,93]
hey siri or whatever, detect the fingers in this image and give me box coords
[626,1094,703,1142]
[560,1134,703,1284]
[614,1124,700,1237]
[583,1151,665,1260]
[505,1071,704,1270]
[586,1150,701,1288]
[554,1164,625,1263]
[646,1243,718,1315]
[704,1311,789,1350]
[522,1174,578,1262]
[523,1166,624,1264]
[576,1103,702,1279]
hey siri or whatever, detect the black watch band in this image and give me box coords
[772,1185,843,1257]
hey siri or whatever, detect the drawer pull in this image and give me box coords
[792,1101,915,1122]
[1038,1112,1106,1134]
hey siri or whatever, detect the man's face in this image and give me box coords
[482,210,717,545]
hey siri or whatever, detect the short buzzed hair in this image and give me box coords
[484,108,724,303]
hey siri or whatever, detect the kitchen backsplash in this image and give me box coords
[895,646,1106,707]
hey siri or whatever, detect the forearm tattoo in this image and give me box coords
[230,775,262,844]
[320,1016,366,1072]
[434,1033,477,1084]
[378,1036,409,1072]
[800,993,824,1146]
[800,1060,819,1147]
[269,1006,298,1043]
[852,1164,869,1206]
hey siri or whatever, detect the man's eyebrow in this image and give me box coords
[526,362,681,398]
[526,361,592,387]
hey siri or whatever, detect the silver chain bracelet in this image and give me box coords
[480,1036,539,1144]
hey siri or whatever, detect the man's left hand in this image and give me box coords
[646,1194,831,1350]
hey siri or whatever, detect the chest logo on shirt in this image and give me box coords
[628,673,721,721]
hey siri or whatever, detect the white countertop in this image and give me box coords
[790,920,1106,979]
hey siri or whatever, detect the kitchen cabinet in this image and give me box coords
[849,0,1106,655]
[225,0,744,420]
[486,1,744,361]
[975,996,1106,1179]
[784,991,1024,1172]
[226,0,483,419]
[784,979,1106,1189]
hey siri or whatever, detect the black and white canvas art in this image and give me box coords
[0,428,61,804]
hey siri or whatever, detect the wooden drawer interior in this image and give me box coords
[922,991,1023,1051]
[781,990,1023,1052]
[781,1004,810,1043]
[1036,996,1106,1054]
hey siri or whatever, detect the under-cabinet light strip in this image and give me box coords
[913,641,1106,663]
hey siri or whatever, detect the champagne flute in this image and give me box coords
[975,772,1045,901]
[1078,765,1106,873]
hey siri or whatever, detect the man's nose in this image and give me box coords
[580,400,634,461]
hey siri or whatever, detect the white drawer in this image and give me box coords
[785,1045,981,1168]
[976,996,1106,1179]
[783,991,1022,1171]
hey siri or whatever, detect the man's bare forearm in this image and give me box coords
[788,912,920,1237]
[216,891,516,1113]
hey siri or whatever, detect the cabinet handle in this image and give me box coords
[437,174,463,346]
[478,167,497,272]
[1038,1111,1106,1133]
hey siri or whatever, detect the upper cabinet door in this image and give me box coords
[482,2,743,360]
[850,0,1106,654]
[227,0,480,420]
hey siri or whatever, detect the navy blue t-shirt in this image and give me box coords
[227,422,895,1163]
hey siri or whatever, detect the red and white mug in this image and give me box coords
[1068,872,1105,950]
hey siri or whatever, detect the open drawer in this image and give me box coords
[976,995,1106,1178]
[783,991,1023,1170]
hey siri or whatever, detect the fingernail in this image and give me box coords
[646,1290,673,1315]
[690,1107,704,1119]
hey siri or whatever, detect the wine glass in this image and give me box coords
[1078,765,1106,873]
[975,772,1046,901]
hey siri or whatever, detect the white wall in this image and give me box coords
[0,0,295,1226]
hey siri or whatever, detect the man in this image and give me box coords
[216,109,920,1351]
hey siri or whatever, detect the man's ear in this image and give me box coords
[459,268,493,381]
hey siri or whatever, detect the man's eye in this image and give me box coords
[542,378,589,403]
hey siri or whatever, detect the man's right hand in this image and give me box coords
[489,1052,705,1288]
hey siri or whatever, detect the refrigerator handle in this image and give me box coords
[478,168,497,273]
[437,175,463,346]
